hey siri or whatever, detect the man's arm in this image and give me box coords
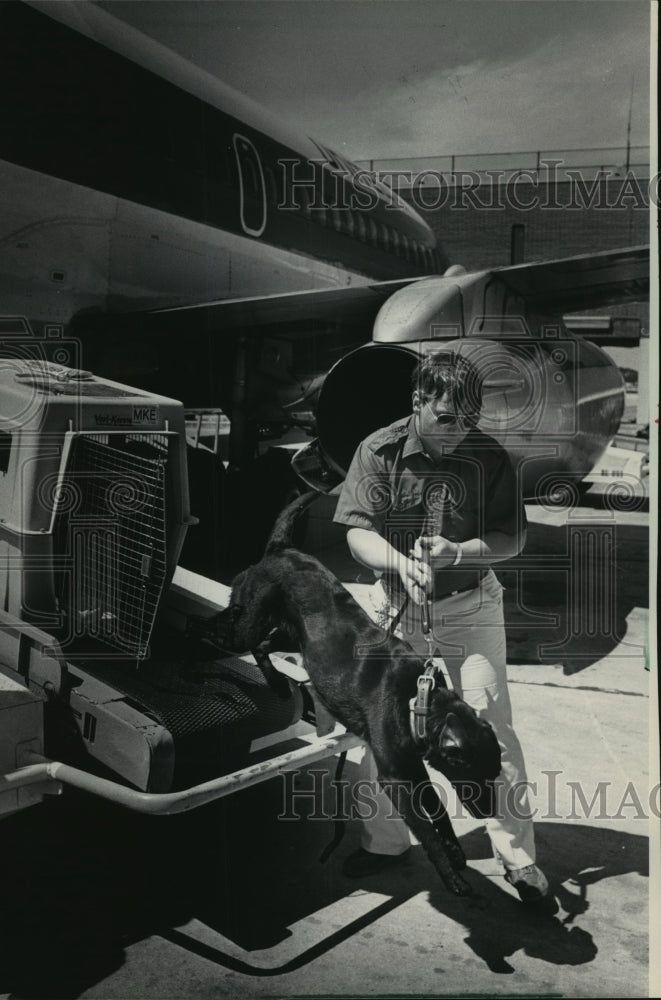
[414,528,527,570]
[347,527,431,605]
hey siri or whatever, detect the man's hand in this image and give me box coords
[346,527,433,605]
[413,534,461,568]
[398,553,432,605]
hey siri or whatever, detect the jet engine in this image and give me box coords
[293,335,625,499]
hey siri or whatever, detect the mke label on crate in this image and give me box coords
[93,406,160,427]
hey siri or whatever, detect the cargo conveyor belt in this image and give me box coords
[71,646,307,790]
[1,565,364,814]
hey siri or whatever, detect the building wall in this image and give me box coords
[403,177,648,268]
[402,177,650,329]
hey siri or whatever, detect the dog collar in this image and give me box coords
[409,659,442,744]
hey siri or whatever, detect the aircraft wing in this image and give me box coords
[71,275,433,409]
[151,246,650,326]
[493,245,650,313]
[76,277,427,337]
[75,247,649,339]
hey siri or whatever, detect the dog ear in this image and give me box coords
[440,712,468,749]
[223,570,287,651]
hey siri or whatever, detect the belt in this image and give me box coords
[432,569,489,601]
[381,568,489,606]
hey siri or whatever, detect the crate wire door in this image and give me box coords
[53,433,169,658]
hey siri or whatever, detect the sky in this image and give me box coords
[99,1,652,164]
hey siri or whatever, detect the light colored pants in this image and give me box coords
[358,569,536,871]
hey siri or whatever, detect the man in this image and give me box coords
[333,348,553,907]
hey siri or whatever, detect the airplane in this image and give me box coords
[0,0,650,825]
[0,0,650,578]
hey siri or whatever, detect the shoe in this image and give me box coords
[504,864,559,913]
[342,848,409,878]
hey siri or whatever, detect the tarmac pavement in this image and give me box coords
[0,494,654,1000]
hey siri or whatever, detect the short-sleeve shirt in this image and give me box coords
[333,415,527,599]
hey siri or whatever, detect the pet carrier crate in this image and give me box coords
[0,359,193,658]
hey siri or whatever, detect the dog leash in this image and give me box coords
[383,556,448,744]
[386,593,409,636]
[411,541,449,742]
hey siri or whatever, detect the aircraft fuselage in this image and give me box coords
[0,1,441,333]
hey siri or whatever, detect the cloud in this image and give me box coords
[100,0,651,163]
[287,12,650,161]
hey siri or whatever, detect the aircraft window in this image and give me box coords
[390,228,400,254]
[334,209,350,235]
[379,224,390,252]
[401,234,410,259]
[355,214,367,241]
[344,211,356,237]
[367,218,378,245]
[331,209,343,232]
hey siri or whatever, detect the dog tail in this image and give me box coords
[265,490,319,555]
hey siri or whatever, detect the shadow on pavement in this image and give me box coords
[426,821,648,974]
[0,762,648,996]
[161,818,647,978]
[501,518,649,673]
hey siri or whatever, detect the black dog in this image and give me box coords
[210,494,501,896]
